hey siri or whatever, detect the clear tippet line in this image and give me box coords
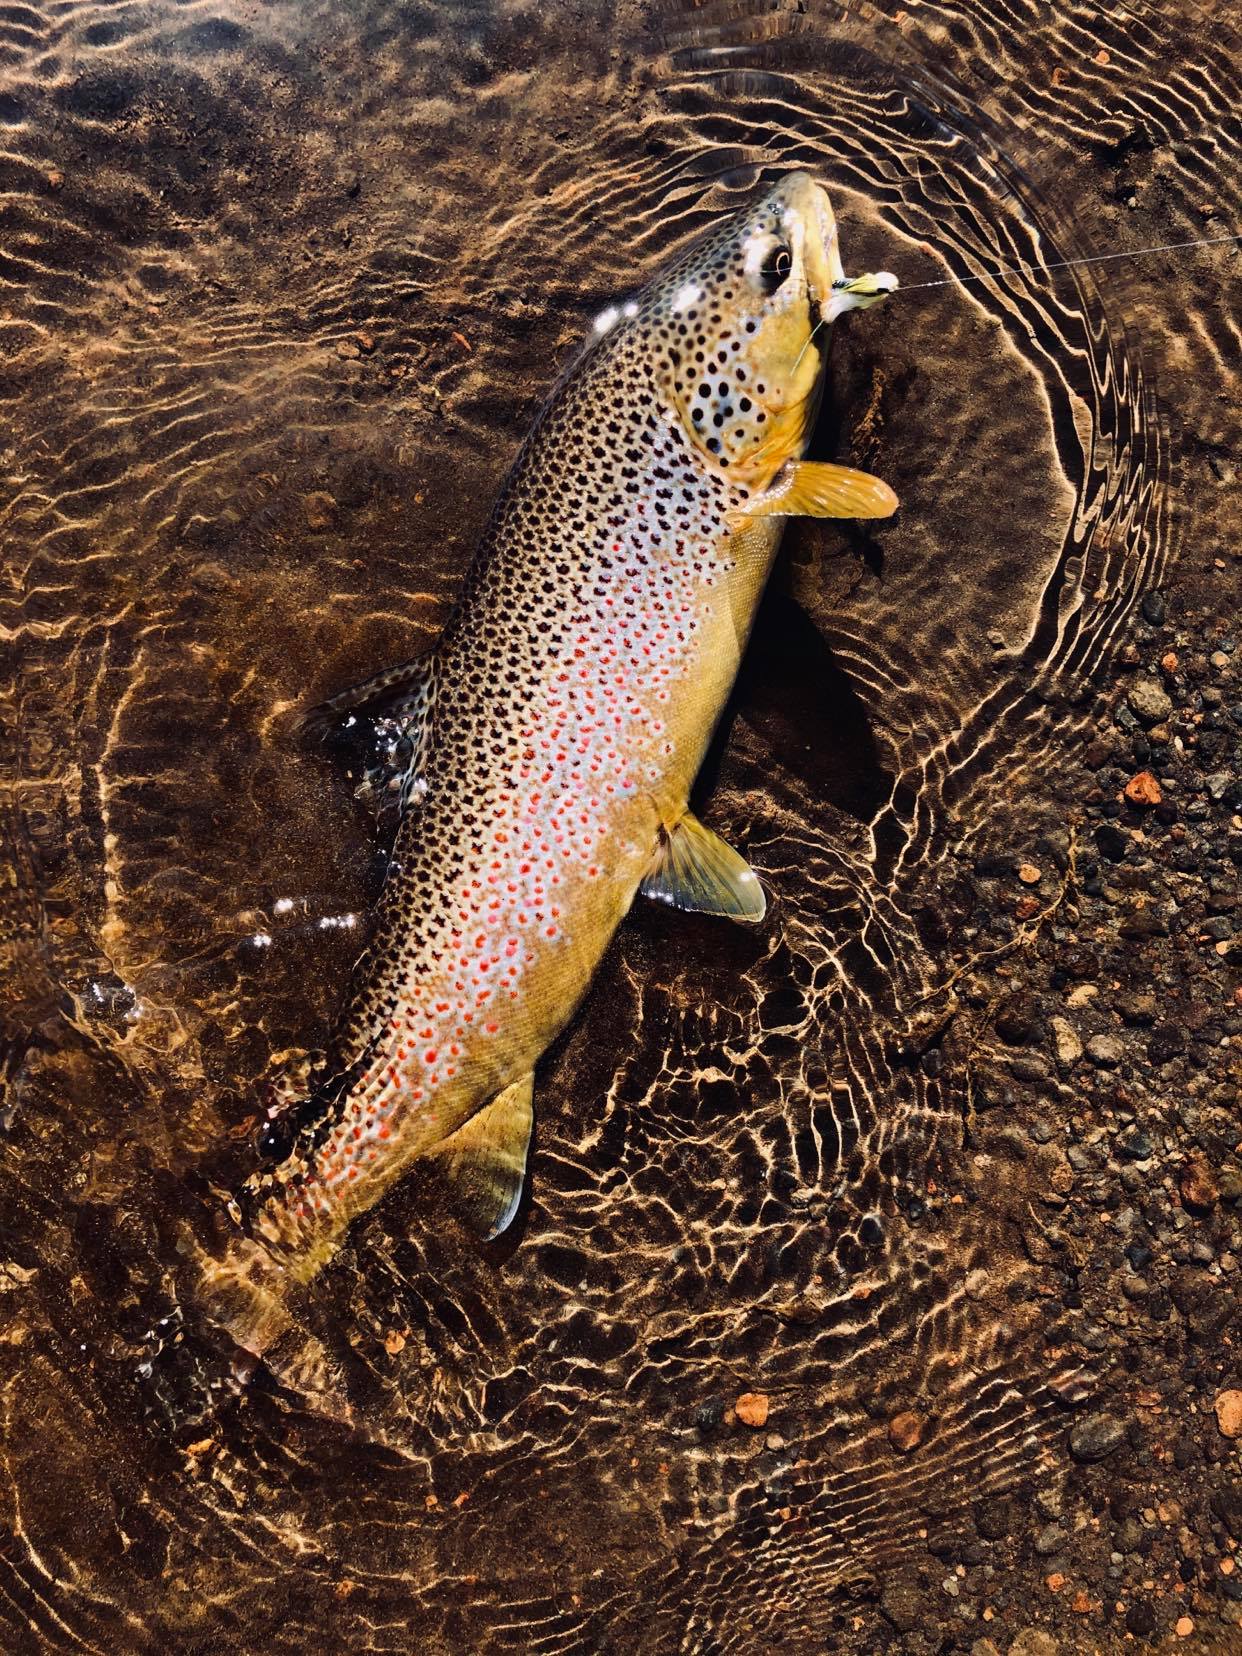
[884,231,1239,292]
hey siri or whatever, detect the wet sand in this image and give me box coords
[0,1,1239,1651]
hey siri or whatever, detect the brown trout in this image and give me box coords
[205,173,897,1360]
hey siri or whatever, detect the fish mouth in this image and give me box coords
[779,174,899,322]
[776,172,846,312]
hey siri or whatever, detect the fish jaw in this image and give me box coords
[780,171,847,309]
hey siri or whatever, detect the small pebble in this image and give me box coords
[1127,680,1173,724]
[1069,1412,1127,1462]
[1050,1016,1082,1065]
[1008,1629,1059,1656]
[1085,1033,1124,1068]
[304,491,338,530]
[1034,1522,1066,1556]
[734,1392,769,1428]
[1180,1154,1218,1212]
[879,1581,922,1633]
[1123,770,1162,806]
[888,1410,927,1453]
[1214,1390,1242,1439]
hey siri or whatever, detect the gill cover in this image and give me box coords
[644,172,846,483]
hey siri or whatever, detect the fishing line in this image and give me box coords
[834,231,1239,293]
[792,313,829,373]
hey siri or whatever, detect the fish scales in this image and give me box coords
[203,173,898,1354]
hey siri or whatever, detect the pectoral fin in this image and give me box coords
[747,461,898,520]
[640,811,766,923]
[429,1073,534,1240]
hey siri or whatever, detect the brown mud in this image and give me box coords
[0,1,1239,1651]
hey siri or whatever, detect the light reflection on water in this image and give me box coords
[0,0,1232,1647]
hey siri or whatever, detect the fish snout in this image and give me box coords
[774,172,846,307]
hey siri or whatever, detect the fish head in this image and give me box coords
[639,171,869,487]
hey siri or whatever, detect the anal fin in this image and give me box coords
[429,1073,534,1240]
[747,460,898,520]
[640,811,766,923]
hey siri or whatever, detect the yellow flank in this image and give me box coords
[202,172,897,1359]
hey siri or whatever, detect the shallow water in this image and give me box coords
[1,1,1238,1650]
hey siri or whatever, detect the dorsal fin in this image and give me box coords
[427,1074,534,1240]
[299,652,438,826]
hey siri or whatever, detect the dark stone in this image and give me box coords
[1057,946,1099,979]
[926,1527,961,1560]
[878,1580,923,1633]
[996,997,1038,1046]
[1126,1601,1158,1637]
[1096,823,1130,862]
[1141,591,1167,625]
[1117,1132,1154,1161]
[1069,1412,1128,1462]
[1211,1481,1242,1539]
[1172,1436,1198,1470]
[1169,1269,1233,1336]
[694,1396,726,1431]
[1148,1026,1187,1062]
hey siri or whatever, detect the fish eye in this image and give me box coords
[760,245,793,293]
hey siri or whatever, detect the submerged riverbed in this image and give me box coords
[1,1,1239,1650]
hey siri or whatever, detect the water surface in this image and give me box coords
[0,0,1238,1649]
